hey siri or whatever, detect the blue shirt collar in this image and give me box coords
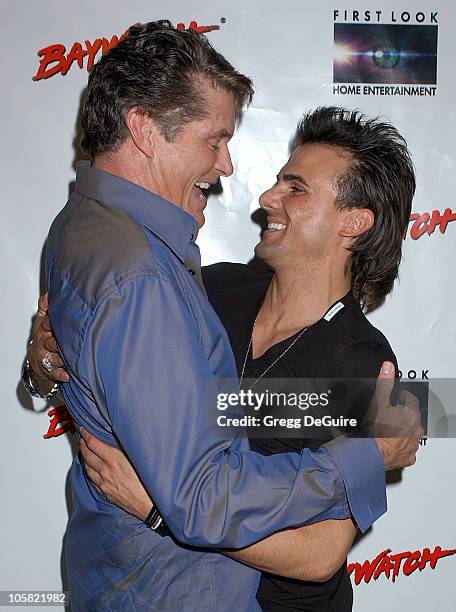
[74,161,198,263]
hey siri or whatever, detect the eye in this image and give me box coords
[209,141,221,151]
[290,185,305,193]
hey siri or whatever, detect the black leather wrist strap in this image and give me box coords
[144,506,170,537]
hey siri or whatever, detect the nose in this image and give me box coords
[259,184,282,211]
[216,144,234,177]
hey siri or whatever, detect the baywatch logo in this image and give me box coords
[32,21,220,81]
[43,405,75,439]
[406,208,456,240]
[348,546,456,584]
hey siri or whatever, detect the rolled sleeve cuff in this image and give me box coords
[324,437,387,533]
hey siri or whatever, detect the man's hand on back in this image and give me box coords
[28,294,68,384]
[80,428,152,521]
[371,362,423,470]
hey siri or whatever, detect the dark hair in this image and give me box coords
[80,20,253,157]
[292,106,415,311]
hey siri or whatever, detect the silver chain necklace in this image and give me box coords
[239,322,313,390]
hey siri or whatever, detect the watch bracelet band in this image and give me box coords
[22,341,60,400]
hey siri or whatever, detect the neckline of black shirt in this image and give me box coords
[243,285,356,373]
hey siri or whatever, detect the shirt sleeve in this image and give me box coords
[330,339,398,380]
[322,340,398,530]
[80,272,386,547]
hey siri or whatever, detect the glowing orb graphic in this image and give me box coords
[372,47,401,69]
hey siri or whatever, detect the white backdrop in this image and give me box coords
[2,1,455,610]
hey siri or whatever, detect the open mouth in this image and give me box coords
[192,182,211,204]
[196,182,211,190]
[267,222,287,231]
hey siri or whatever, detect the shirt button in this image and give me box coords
[188,269,195,275]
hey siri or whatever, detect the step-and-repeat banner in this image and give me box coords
[2,1,454,610]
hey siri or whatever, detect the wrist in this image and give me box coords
[139,501,153,522]
[22,356,59,400]
[375,437,394,470]
[144,505,170,538]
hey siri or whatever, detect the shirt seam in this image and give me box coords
[74,268,171,374]
[326,338,386,378]
[76,188,194,263]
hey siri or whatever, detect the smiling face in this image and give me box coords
[255,143,355,268]
[150,81,236,228]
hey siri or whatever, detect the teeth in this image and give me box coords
[195,182,210,190]
[267,223,287,231]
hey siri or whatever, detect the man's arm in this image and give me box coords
[224,519,356,582]
[74,272,356,547]
[39,277,422,549]
[80,427,355,582]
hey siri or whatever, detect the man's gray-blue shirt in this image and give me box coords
[45,161,387,611]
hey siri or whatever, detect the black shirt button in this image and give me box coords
[188,269,195,275]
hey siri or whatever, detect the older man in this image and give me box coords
[25,22,421,611]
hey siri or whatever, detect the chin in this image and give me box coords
[187,206,205,228]
[255,241,283,268]
[254,241,272,260]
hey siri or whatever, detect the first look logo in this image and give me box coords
[332,10,438,96]
[32,21,220,81]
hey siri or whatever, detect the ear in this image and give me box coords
[124,107,161,158]
[339,208,374,238]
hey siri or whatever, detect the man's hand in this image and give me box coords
[372,362,424,470]
[29,294,68,383]
[79,430,356,581]
[80,428,153,521]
